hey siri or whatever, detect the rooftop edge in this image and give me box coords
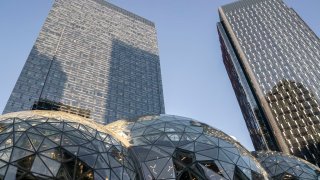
[93,0,155,27]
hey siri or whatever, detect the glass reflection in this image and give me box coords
[0,111,137,180]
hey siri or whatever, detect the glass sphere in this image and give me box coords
[254,151,320,180]
[0,111,137,180]
[107,114,269,180]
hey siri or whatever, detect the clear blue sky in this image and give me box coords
[0,0,319,151]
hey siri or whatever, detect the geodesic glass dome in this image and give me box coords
[253,151,320,180]
[0,111,137,180]
[107,114,269,180]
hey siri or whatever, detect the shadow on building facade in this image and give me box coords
[265,79,320,166]
[106,39,165,123]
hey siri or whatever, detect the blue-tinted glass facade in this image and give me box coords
[3,0,165,124]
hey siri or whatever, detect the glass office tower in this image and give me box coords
[218,0,320,166]
[3,0,165,124]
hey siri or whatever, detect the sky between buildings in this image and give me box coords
[0,0,319,151]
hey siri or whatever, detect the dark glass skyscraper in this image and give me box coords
[218,0,320,166]
[3,0,165,124]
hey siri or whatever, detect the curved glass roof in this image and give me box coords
[254,151,320,180]
[107,114,269,179]
[0,111,137,179]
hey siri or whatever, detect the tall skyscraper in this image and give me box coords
[218,0,320,166]
[3,0,165,124]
